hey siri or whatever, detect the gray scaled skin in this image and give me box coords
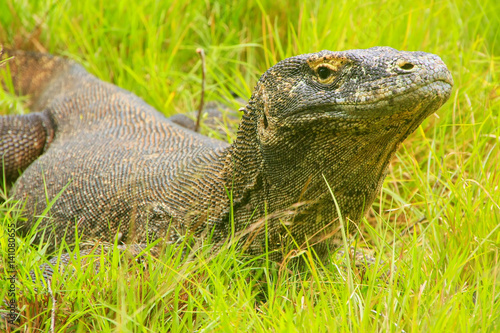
[0,47,453,264]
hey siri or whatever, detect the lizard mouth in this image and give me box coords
[288,79,453,120]
[352,79,453,119]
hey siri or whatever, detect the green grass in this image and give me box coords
[1,0,499,331]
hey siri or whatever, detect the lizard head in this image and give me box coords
[249,46,453,147]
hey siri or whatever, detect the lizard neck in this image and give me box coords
[222,106,406,225]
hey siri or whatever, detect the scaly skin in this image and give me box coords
[0,47,453,263]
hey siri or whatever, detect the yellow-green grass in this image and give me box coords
[0,0,499,331]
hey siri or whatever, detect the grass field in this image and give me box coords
[0,0,499,331]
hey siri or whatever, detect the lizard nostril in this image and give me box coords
[399,62,414,71]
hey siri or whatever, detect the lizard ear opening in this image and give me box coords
[263,113,268,129]
[259,83,270,130]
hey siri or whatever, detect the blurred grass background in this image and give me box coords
[0,0,499,331]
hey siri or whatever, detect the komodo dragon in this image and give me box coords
[0,47,453,268]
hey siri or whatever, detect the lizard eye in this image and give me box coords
[317,66,333,80]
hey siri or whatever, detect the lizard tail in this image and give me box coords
[0,112,54,183]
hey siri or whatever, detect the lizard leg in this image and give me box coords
[0,112,54,183]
